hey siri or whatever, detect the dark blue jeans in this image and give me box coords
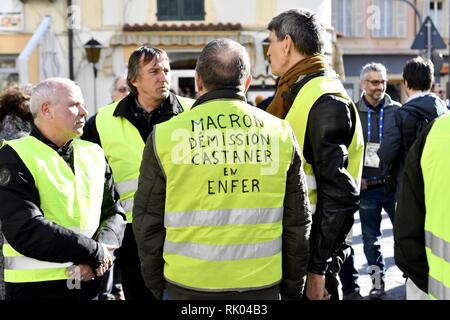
[339,246,360,295]
[359,186,395,278]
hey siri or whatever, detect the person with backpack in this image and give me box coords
[378,56,447,194]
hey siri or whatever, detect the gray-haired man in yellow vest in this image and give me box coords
[133,38,312,300]
[265,9,364,300]
[82,46,194,300]
[0,78,126,300]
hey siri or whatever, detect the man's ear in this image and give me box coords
[243,75,252,93]
[195,72,205,94]
[283,35,294,56]
[40,102,53,119]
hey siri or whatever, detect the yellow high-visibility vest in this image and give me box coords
[153,98,296,291]
[2,136,105,283]
[285,76,364,214]
[96,95,193,222]
[420,113,450,300]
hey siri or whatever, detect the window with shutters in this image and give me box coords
[425,0,449,38]
[371,0,406,38]
[332,0,365,37]
[0,55,19,90]
[157,0,205,21]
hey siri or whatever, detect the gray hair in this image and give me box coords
[195,38,250,91]
[360,62,387,81]
[110,73,127,96]
[30,78,79,118]
[268,9,325,56]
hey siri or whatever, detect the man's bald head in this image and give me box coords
[195,38,251,92]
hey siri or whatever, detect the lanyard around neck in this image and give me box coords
[367,100,384,143]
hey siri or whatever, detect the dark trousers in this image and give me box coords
[360,187,395,278]
[120,223,155,300]
[5,278,101,300]
[166,282,280,300]
[97,251,123,300]
[339,246,360,295]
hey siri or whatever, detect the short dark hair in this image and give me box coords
[195,38,250,91]
[402,56,434,91]
[127,46,169,96]
[268,9,325,56]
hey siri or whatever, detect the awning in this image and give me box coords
[343,54,417,77]
[110,32,254,47]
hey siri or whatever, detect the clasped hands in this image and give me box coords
[67,243,117,281]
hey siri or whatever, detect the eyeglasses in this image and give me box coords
[366,80,386,86]
[116,86,129,93]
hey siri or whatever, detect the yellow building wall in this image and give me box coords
[256,0,276,27]
[82,0,102,29]
[0,34,39,84]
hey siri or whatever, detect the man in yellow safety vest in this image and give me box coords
[265,9,364,300]
[0,78,126,300]
[133,38,312,300]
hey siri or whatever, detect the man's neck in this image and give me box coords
[136,95,164,113]
[407,89,429,97]
[34,123,70,148]
[364,95,383,109]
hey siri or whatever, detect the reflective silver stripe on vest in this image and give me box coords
[164,238,281,261]
[115,179,138,196]
[5,256,72,270]
[306,174,317,190]
[310,203,316,215]
[121,199,134,213]
[425,231,450,263]
[165,208,283,228]
[428,275,450,300]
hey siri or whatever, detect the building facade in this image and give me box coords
[332,0,450,102]
[0,0,333,114]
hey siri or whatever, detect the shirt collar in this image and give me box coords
[405,91,429,104]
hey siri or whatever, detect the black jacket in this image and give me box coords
[132,89,312,300]
[378,93,447,189]
[0,127,126,272]
[82,91,185,146]
[290,73,360,275]
[355,94,401,179]
[394,120,436,293]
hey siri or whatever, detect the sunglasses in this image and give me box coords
[116,86,129,93]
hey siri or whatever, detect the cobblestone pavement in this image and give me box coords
[347,211,406,300]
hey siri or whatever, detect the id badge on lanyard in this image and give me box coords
[364,104,384,168]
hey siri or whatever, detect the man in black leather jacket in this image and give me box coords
[265,9,363,300]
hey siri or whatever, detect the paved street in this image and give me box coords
[347,211,406,300]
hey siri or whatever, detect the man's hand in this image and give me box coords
[95,243,118,276]
[360,178,367,191]
[67,264,95,281]
[306,272,331,300]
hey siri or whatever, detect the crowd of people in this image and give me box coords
[0,8,449,301]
